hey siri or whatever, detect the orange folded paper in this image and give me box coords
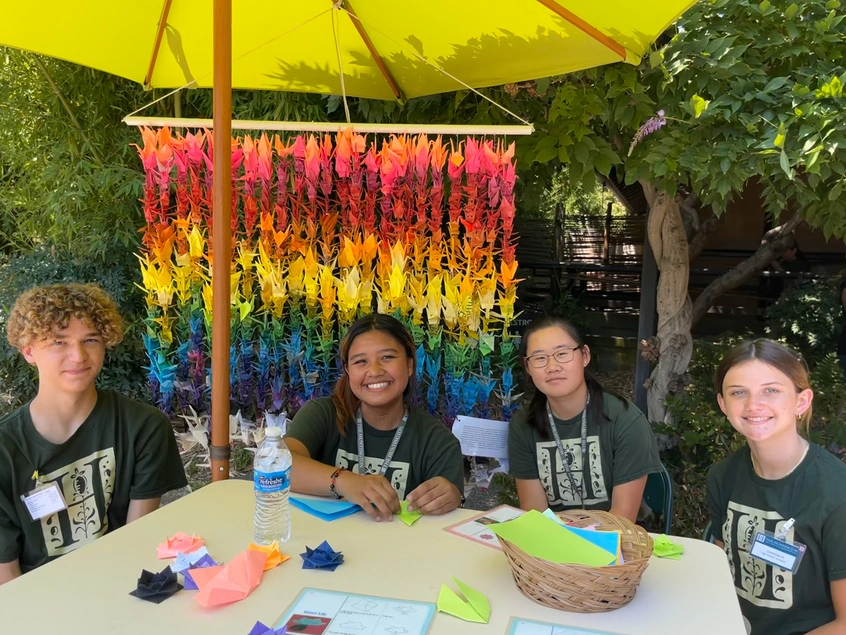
[157,532,205,559]
[248,541,290,571]
[192,550,268,608]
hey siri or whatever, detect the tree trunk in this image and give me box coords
[690,213,804,326]
[640,182,693,425]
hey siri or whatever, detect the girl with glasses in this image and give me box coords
[507,315,661,521]
[285,314,464,522]
[707,339,846,635]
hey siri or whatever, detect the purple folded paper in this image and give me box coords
[300,540,344,571]
[181,555,220,590]
[247,620,287,635]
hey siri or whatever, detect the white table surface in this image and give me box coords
[2,479,746,635]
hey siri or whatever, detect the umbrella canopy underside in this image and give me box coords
[2,1,696,100]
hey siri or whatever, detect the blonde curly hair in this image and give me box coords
[6,283,125,350]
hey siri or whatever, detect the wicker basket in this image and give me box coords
[498,510,653,613]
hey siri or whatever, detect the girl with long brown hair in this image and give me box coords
[285,314,464,521]
[707,339,846,635]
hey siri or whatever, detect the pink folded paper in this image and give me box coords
[191,549,268,608]
[157,532,205,559]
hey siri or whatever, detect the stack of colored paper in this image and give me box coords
[489,510,619,566]
[541,509,623,565]
[290,497,362,521]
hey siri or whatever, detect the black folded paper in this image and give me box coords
[129,566,183,604]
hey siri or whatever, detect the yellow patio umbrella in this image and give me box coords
[2,1,694,99]
[0,0,697,481]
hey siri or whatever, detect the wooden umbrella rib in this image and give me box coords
[144,0,174,88]
[343,1,404,102]
[535,0,627,60]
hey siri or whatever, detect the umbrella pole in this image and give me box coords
[210,0,232,482]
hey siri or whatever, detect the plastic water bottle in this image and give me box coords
[253,426,292,544]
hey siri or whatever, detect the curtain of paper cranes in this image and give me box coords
[136,127,522,424]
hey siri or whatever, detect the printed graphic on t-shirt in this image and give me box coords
[39,448,116,557]
[335,449,411,500]
[722,501,794,610]
[535,436,608,507]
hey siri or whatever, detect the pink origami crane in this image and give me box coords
[157,532,205,559]
[191,549,268,608]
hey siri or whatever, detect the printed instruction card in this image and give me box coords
[275,588,436,635]
[443,504,525,550]
[507,617,626,635]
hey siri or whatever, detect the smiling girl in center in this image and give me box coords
[285,314,464,521]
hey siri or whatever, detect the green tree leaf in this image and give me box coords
[780,150,793,179]
[691,94,710,118]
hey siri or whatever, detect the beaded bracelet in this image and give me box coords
[329,468,345,499]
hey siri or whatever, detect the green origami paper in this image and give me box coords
[397,501,423,527]
[489,510,617,566]
[653,534,684,560]
[436,576,491,623]
[479,333,496,356]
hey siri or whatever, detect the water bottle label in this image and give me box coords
[254,467,291,493]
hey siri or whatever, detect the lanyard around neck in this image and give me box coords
[546,394,590,509]
[356,406,408,477]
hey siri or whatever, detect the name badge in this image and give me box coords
[749,531,806,575]
[21,483,67,521]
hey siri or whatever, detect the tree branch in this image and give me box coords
[32,55,106,167]
[690,212,805,326]
[688,212,722,262]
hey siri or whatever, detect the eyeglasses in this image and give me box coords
[525,348,580,368]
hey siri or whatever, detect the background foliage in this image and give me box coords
[766,275,845,365]
[0,244,148,414]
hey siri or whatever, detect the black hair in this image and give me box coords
[519,314,626,439]
[332,313,417,435]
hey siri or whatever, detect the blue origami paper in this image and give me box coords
[290,497,362,522]
[247,621,286,635]
[300,541,344,571]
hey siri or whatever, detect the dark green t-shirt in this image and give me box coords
[707,444,846,635]
[285,397,464,500]
[508,392,661,512]
[0,390,187,573]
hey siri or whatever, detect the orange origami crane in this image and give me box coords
[248,541,290,571]
[191,549,268,608]
[157,532,205,559]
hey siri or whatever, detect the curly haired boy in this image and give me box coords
[0,283,186,584]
